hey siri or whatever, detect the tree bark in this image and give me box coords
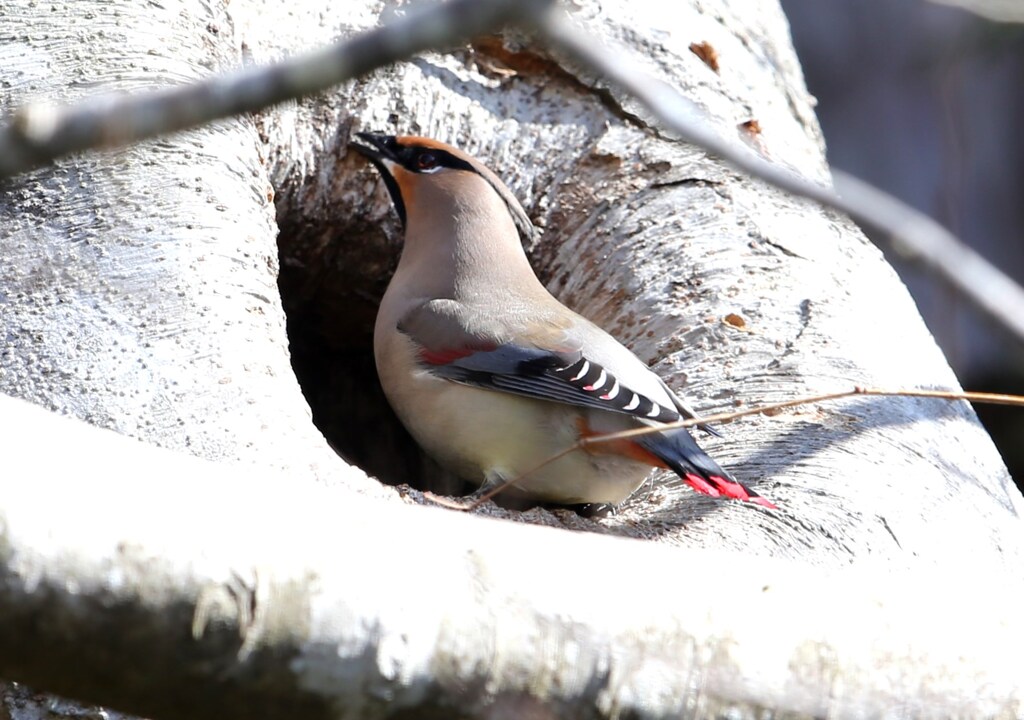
[1,0,1022,717]
[265,0,1023,560]
[0,0,371,491]
[2,394,1023,719]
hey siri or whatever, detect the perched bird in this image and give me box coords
[350,132,775,509]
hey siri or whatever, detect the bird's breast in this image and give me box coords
[374,330,654,503]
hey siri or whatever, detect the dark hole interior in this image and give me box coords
[275,183,469,497]
[289,331,470,497]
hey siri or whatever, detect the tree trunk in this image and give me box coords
[264,0,1022,560]
[0,0,371,492]
[1,0,1022,717]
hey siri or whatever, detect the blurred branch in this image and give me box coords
[539,10,1024,345]
[0,0,552,178]
[926,0,1024,22]
[1,0,1022,345]
[831,170,1024,335]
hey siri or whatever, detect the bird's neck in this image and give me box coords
[393,187,545,304]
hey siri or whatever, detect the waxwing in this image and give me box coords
[350,132,774,509]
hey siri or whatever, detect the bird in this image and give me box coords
[349,131,775,510]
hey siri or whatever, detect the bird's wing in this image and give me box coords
[396,299,682,424]
[397,299,775,508]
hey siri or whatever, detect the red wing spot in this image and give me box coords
[419,344,496,365]
[420,348,471,365]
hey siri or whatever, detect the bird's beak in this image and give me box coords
[349,132,398,169]
[349,131,407,228]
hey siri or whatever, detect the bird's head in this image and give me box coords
[349,132,536,246]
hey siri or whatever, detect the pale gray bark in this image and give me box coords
[263,0,1024,560]
[2,394,1023,719]
[1,0,1023,718]
[0,0,370,490]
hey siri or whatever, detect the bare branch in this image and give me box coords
[832,170,1024,340]
[449,385,1024,506]
[1,0,1021,348]
[0,0,552,178]
[538,10,1024,345]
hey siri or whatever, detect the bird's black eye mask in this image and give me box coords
[350,132,535,244]
[396,145,476,175]
[352,133,475,175]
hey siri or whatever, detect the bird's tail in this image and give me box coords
[637,428,776,509]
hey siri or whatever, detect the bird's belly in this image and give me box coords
[383,368,652,505]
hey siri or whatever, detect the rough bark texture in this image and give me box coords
[0,0,370,491]
[1,0,1023,717]
[261,0,1022,563]
[2,394,1023,720]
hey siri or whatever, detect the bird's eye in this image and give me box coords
[416,152,439,171]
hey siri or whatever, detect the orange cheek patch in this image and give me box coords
[393,167,416,206]
[575,418,667,468]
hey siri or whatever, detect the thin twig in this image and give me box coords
[421,386,1024,509]
[465,445,581,510]
[581,386,1024,445]
[0,0,553,178]
[856,386,1024,406]
[538,11,1024,345]
[424,442,581,511]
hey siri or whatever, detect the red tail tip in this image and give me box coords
[685,473,777,509]
[683,472,721,498]
[750,496,778,510]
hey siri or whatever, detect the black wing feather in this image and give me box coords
[426,345,682,424]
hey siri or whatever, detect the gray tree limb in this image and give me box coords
[536,10,1024,344]
[2,393,1023,719]
[0,0,553,178]
[2,0,1022,346]
[0,0,372,492]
